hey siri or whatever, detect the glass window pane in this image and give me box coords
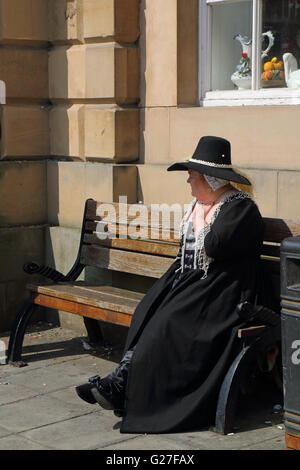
[261,0,300,89]
[211,1,252,91]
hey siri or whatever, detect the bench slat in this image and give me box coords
[32,293,134,327]
[81,244,174,278]
[85,229,280,258]
[83,234,179,257]
[82,284,145,301]
[28,283,144,315]
[85,221,180,243]
[238,325,267,338]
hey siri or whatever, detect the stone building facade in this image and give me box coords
[0,0,299,332]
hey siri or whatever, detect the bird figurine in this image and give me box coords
[283,52,300,88]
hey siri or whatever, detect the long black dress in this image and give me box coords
[119,193,272,434]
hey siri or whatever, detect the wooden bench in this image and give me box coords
[7,198,299,435]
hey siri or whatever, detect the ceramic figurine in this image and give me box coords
[283,52,300,88]
[231,31,274,89]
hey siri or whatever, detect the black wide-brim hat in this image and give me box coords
[167,135,251,185]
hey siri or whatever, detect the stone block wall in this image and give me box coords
[0,0,48,331]
[0,0,140,332]
[139,102,300,217]
[45,0,140,333]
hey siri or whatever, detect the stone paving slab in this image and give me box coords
[0,381,38,405]
[0,394,93,433]
[101,431,286,451]
[0,324,87,371]
[0,424,12,439]
[6,359,101,394]
[163,426,285,451]
[21,410,136,451]
[0,434,50,450]
[241,437,286,450]
[48,386,99,413]
[0,324,287,451]
[102,435,199,451]
[100,425,286,451]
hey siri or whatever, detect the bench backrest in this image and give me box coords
[79,199,300,289]
[80,199,180,278]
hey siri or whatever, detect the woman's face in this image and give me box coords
[187,170,206,197]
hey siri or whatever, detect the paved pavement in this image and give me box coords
[0,323,286,451]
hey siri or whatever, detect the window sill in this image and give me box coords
[201,88,300,107]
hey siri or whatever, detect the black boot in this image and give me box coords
[75,375,125,411]
[75,380,97,404]
[75,347,135,414]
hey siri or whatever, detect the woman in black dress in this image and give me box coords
[76,136,271,434]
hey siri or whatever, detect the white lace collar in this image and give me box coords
[179,191,252,278]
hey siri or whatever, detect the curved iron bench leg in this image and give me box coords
[7,299,39,367]
[215,346,250,434]
[8,301,105,367]
[214,325,281,435]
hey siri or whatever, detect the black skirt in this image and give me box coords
[119,196,274,434]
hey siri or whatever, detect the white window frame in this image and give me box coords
[199,0,300,106]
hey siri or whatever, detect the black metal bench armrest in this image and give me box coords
[237,301,280,327]
[23,262,66,282]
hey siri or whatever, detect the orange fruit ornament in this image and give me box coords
[274,60,284,71]
[264,61,274,71]
[262,70,274,80]
[279,70,285,80]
